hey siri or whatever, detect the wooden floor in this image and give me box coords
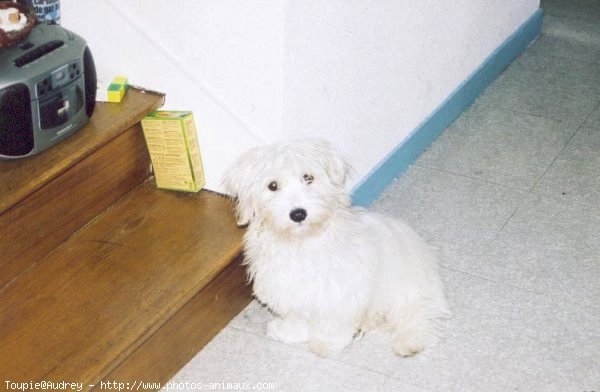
[0,88,252,390]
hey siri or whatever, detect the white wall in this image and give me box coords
[61,0,539,192]
[282,1,540,182]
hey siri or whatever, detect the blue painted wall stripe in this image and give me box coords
[351,8,544,207]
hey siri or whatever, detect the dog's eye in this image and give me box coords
[268,181,279,191]
[303,174,314,184]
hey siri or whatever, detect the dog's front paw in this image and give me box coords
[392,339,425,357]
[308,337,352,358]
[392,329,426,357]
[267,316,309,344]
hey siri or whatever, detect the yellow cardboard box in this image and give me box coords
[141,111,205,192]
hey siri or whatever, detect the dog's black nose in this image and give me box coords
[289,208,307,223]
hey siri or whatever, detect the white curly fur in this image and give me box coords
[223,139,452,357]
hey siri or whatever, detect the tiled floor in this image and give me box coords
[165,2,599,391]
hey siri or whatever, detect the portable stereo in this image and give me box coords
[0,23,96,159]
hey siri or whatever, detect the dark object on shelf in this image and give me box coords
[0,2,36,49]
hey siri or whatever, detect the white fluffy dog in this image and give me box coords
[223,139,451,357]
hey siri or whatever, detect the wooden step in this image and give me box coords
[101,254,251,389]
[0,180,252,389]
[0,88,164,288]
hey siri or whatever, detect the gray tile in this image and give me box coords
[466,195,600,309]
[379,378,432,392]
[387,332,540,392]
[389,274,600,391]
[451,274,599,349]
[477,41,600,125]
[541,0,600,23]
[508,49,600,93]
[514,358,600,392]
[373,165,527,270]
[533,126,600,204]
[542,13,600,45]
[165,327,389,392]
[477,75,600,127]
[527,33,600,64]
[585,103,600,127]
[416,104,576,190]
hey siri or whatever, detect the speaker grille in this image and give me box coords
[0,84,34,157]
[83,46,97,118]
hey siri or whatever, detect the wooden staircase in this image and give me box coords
[0,88,252,390]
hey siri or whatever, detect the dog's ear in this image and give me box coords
[222,150,262,226]
[309,139,351,187]
[325,150,351,187]
[232,195,257,227]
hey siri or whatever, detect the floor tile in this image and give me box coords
[533,126,600,204]
[477,78,599,127]
[504,49,600,93]
[378,377,433,392]
[542,13,600,45]
[527,33,600,63]
[477,51,600,126]
[389,274,600,391]
[164,327,389,392]
[415,104,576,190]
[466,195,600,309]
[541,0,600,23]
[373,165,527,269]
[585,103,600,127]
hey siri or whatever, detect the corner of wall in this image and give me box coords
[351,8,543,207]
